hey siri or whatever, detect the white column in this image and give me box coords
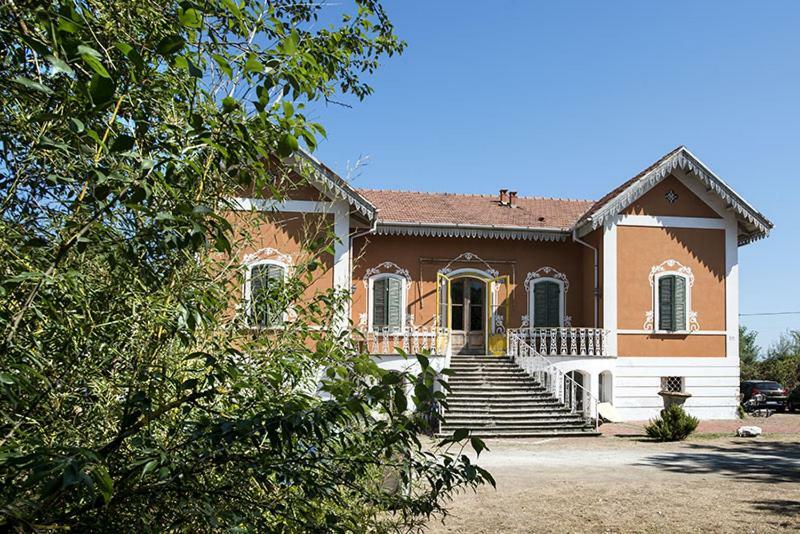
[602,221,618,356]
[725,214,739,360]
[332,200,351,331]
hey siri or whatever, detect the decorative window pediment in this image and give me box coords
[644,260,699,332]
[524,267,569,328]
[363,262,410,333]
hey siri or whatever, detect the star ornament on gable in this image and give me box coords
[665,189,679,204]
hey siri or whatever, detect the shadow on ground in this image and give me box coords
[638,440,800,483]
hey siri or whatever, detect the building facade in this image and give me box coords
[231,147,772,421]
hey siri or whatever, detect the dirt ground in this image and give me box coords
[427,415,800,533]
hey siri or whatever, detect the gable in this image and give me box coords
[577,146,773,244]
[623,175,721,219]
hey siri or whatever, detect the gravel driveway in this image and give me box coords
[428,426,800,533]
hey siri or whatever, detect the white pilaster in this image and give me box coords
[602,221,618,356]
[725,214,739,360]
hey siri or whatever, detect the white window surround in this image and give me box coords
[528,277,567,328]
[244,259,290,328]
[367,273,408,333]
[650,270,693,335]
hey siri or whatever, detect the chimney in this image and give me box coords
[509,191,518,207]
[499,188,508,205]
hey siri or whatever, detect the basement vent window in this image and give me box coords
[661,376,684,393]
[665,189,679,204]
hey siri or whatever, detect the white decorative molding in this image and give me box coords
[582,148,772,245]
[523,267,569,328]
[520,314,530,328]
[242,247,293,267]
[438,252,499,278]
[375,223,567,242]
[524,266,570,293]
[363,261,411,333]
[648,259,694,288]
[644,259,700,332]
[362,261,411,289]
[358,313,368,328]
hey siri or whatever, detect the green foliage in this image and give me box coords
[739,326,760,367]
[0,1,490,531]
[740,329,800,390]
[645,405,699,442]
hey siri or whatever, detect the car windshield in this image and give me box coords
[752,382,782,390]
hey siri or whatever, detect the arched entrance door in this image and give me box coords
[450,277,485,354]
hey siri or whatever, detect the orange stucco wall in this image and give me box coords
[624,175,721,218]
[226,209,334,301]
[618,334,727,357]
[617,224,727,357]
[351,234,589,330]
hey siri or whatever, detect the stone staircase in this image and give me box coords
[440,354,599,438]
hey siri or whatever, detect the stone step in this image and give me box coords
[446,390,553,397]
[438,429,601,439]
[445,410,581,421]
[448,378,544,389]
[440,421,594,433]
[444,416,587,426]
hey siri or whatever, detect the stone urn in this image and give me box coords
[658,390,692,410]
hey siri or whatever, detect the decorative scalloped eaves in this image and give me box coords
[583,148,772,245]
[376,224,568,242]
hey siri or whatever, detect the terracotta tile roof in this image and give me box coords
[356,189,594,231]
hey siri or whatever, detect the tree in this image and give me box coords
[739,327,800,390]
[739,325,760,367]
[0,1,491,531]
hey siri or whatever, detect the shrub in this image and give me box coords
[645,405,699,441]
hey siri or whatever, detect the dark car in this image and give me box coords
[740,380,788,411]
[788,385,800,412]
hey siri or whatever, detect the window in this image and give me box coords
[661,376,684,393]
[370,275,404,331]
[532,280,563,327]
[657,274,687,332]
[246,262,286,327]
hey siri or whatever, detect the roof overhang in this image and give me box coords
[575,147,773,245]
[375,221,569,242]
[292,149,377,224]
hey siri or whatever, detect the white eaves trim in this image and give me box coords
[578,147,773,245]
[375,222,569,242]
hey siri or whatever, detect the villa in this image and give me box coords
[230,146,772,436]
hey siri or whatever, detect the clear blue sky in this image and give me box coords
[310,1,800,353]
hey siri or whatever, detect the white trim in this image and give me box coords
[616,214,728,230]
[244,259,289,327]
[603,221,618,356]
[651,269,694,334]
[527,277,567,328]
[446,267,494,280]
[725,213,739,360]
[230,197,337,213]
[367,273,408,333]
[618,329,727,336]
[376,222,568,242]
[332,200,350,331]
[580,147,772,244]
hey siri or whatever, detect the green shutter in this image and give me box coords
[546,282,560,327]
[250,263,285,327]
[674,276,686,331]
[534,281,560,328]
[372,278,387,328]
[534,282,547,327]
[387,277,402,329]
[658,276,674,331]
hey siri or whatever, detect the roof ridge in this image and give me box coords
[356,188,595,203]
